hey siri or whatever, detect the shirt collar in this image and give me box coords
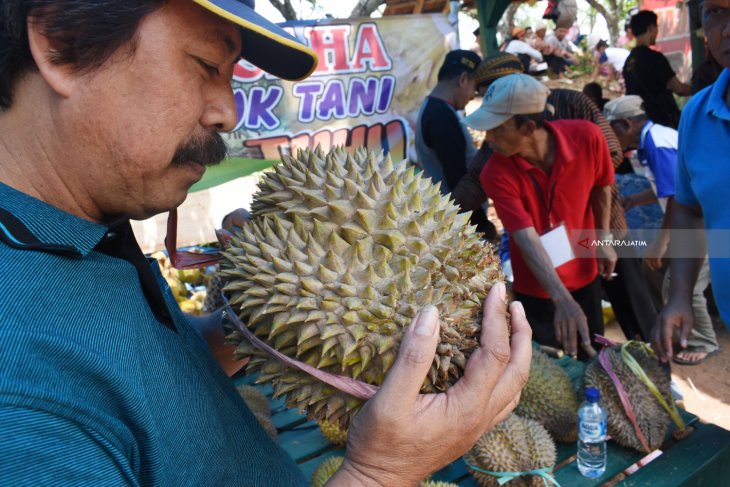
[705,68,730,121]
[0,182,110,256]
[639,120,654,150]
[510,120,576,173]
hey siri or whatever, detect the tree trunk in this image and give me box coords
[267,0,298,21]
[349,0,386,18]
[584,0,620,44]
[500,2,521,42]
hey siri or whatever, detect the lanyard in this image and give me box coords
[528,172,557,229]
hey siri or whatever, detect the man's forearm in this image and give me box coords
[656,196,675,246]
[590,185,611,237]
[667,201,705,303]
[512,228,571,302]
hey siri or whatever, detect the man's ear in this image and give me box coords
[519,120,537,136]
[26,16,75,99]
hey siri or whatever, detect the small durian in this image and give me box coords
[318,419,348,446]
[584,341,672,452]
[516,349,579,442]
[236,384,270,417]
[253,411,278,442]
[465,414,556,487]
[311,455,344,487]
[222,146,503,428]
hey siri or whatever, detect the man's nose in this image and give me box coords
[201,81,238,133]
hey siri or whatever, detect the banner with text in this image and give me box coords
[223,14,455,164]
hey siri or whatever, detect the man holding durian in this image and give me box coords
[0,0,532,485]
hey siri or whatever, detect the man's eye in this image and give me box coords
[197,58,220,76]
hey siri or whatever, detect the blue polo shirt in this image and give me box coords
[675,68,730,327]
[0,183,306,485]
[638,121,678,203]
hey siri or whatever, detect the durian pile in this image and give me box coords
[465,414,557,487]
[584,341,673,452]
[221,146,503,429]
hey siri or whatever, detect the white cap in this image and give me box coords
[603,95,645,121]
[464,74,551,131]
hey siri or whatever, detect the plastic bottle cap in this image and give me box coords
[585,387,600,402]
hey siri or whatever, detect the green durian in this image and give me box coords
[253,411,278,442]
[465,414,556,487]
[311,455,344,487]
[515,349,579,442]
[236,384,270,417]
[584,341,672,452]
[318,419,348,446]
[221,146,503,428]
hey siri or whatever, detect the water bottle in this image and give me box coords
[577,387,607,478]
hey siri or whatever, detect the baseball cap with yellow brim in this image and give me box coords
[464,74,551,131]
[193,0,318,81]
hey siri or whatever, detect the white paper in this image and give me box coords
[540,224,575,268]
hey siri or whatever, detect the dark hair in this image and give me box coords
[582,82,604,108]
[514,112,547,129]
[1,0,167,109]
[630,10,658,37]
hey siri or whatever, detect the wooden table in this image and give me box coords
[233,354,730,486]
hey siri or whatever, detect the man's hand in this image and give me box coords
[553,295,590,358]
[328,283,532,486]
[644,237,669,271]
[216,208,252,248]
[651,298,694,363]
[596,245,617,279]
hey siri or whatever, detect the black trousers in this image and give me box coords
[545,54,567,75]
[515,277,603,361]
[601,252,659,341]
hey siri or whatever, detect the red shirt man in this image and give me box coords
[483,119,614,297]
[465,74,616,358]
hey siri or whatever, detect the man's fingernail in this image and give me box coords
[495,281,506,299]
[414,305,438,336]
[512,301,526,317]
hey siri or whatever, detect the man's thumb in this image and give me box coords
[377,305,440,405]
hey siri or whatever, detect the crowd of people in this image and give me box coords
[419,7,729,368]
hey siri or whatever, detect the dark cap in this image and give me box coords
[194,0,318,80]
[474,52,524,87]
[438,49,482,78]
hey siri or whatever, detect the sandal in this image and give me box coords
[672,348,721,366]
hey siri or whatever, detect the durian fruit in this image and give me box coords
[318,419,348,446]
[221,146,503,429]
[465,414,556,487]
[311,455,344,487]
[515,349,579,442]
[236,385,270,417]
[584,341,672,452]
[253,411,278,441]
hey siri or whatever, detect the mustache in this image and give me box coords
[171,132,228,167]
